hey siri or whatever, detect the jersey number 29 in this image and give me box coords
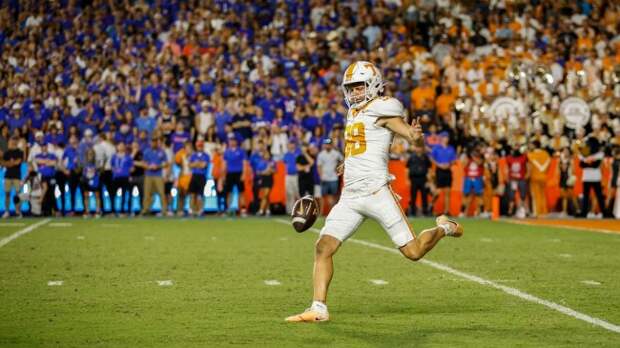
[344,123,366,157]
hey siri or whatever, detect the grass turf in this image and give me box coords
[0,217,619,347]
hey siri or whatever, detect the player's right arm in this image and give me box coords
[377,116,424,147]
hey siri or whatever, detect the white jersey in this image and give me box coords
[342,96,405,196]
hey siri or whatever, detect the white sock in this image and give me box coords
[438,223,453,236]
[311,301,328,313]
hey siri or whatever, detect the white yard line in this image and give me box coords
[369,279,389,285]
[275,219,620,334]
[0,219,51,249]
[156,280,174,286]
[581,280,602,286]
[264,280,281,286]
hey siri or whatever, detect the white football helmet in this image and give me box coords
[341,61,385,108]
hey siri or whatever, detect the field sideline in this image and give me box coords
[0,217,619,347]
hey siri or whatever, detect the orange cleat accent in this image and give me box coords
[285,309,329,323]
[436,215,464,238]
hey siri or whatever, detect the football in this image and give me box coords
[291,195,319,233]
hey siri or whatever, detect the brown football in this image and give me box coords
[291,195,319,233]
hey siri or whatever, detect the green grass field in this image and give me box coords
[0,217,619,347]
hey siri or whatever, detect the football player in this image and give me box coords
[286,61,464,322]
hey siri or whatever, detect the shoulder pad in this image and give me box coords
[363,97,405,118]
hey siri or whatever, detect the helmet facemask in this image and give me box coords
[342,73,385,109]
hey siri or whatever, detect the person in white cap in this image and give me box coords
[195,100,214,137]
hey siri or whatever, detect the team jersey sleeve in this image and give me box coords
[366,97,406,118]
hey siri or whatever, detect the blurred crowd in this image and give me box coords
[0,0,620,218]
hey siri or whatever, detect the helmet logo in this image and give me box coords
[364,63,378,76]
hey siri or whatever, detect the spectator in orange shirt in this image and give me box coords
[435,86,456,117]
[211,147,225,214]
[174,141,193,216]
[527,141,551,217]
[410,76,436,111]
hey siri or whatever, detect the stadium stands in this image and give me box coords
[0,0,619,218]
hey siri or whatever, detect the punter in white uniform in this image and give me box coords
[286,61,464,323]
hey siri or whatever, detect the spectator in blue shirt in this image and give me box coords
[430,132,457,215]
[135,108,157,137]
[223,136,248,216]
[58,135,80,215]
[255,148,275,216]
[251,109,270,132]
[256,90,276,121]
[34,145,56,178]
[34,143,58,216]
[141,137,169,216]
[322,107,344,136]
[231,105,252,148]
[249,140,269,210]
[7,106,28,135]
[114,124,134,144]
[44,126,65,146]
[111,142,134,216]
[188,140,210,217]
[77,112,98,136]
[170,123,191,154]
[283,141,300,214]
[136,130,150,151]
[214,108,232,143]
[301,112,319,134]
[29,100,48,131]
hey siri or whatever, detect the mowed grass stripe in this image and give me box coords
[275,219,620,334]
